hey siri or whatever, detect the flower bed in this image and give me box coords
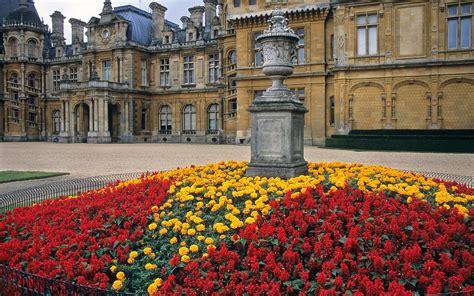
[0,161,472,295]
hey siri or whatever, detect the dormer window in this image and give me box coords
[164,35,170,44]
[188,32,194,42]
[213,29,219,38]
[56,48,62,58]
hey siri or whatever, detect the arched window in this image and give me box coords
[9,72,19,84]
[53,110,61,133]
[27,40,36,58]
[182,104,196,132]
[228,50,236,65]
[159,105,172,133]
[27,73,36,88]
[208,104,219,132]
[10,38,18,57]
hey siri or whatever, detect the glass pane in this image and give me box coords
[357,15,366,25]
[298,48,304,64]
[448,19,458,49]
[368,26,377,55]
[368,14,377,24]
[448,5,458,16]
[461,4,472,14]
[461,17,472,48]
[357,28,366,55]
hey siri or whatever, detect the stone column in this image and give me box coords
[94,99,99,132]
[246,10,308,179]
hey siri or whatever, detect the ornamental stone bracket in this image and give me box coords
[246,9,308,179]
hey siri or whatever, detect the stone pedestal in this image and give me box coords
[247,90,308,178]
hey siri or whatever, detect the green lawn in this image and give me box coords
[0,171,69,183]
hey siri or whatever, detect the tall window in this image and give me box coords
[9,72,19,85]
[27,40,36,58]
[330,34,335,60]
[234,0,240,8]
[28,74,36,88]
[183,105,197,131]
[160,58,170,86]
[447,3,472,50]
[102,60,111,81]
[141,108,148,130]
[53,70,61,91]
[254,33,263,66]
[69,67,78,82]
[10,38,18,57]
[229,99,237,114]
[329,96,335,126]
[249,0,256,5]
[208,54,220,83]
[184,56,194,85]
[228,50,237,66]
[53,110,61,133]
[208,104,219,131]
[159,105,172,132]
[296,28,305,64]
[357,13,378,56]
[141,60,148,85]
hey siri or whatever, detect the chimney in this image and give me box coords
[149,2,167,42]
[50,11,65,47]
[181,16,191,29]
[188,6,205,28]
[204,0,217,28]
[69,18,86,44]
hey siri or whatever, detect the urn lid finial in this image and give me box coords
[265,9,294,35]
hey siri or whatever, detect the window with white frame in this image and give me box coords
[159,105,172,132]
[254,33,263,66]
[53,110,61,133]
[69,67,78,82]
[53,70,61,91]
[160,58,170,86]
[208,54,220,83]
[141,60,148,85]
[184,56,194,85]
[183,105,196,131]
[102,60,111,81]
[208,104,219,131]
[295,28,305,64]
[357,13,378,56]
[447,3,472,50]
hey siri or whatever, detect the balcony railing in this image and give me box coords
[60,81,129,91]
[207,130,219,135]
[25,86,40,94]
[7,81,20,90]
[182,130,197,135]
[159,130,172,135]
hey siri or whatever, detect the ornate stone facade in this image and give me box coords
[0,0,473,144]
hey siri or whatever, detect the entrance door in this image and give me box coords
[75,103,90,143]
[108,103,121,142]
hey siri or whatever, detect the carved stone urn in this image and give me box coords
[246,9,308,179]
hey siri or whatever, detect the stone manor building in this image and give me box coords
[0,0,473,145]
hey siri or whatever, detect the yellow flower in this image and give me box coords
[154,278,163,287]
[190,244,199,252]
[245,217,255,224]
[147,283,157,295]
[187,228,196,236]
[145,263,158,270]
[181,255,190,263]
[143,247,152,255]
[149,252,156,259]
[116,271,125,280]
[148,223,157,231]
[129,251,138,258]
[407,197,413,204]
[109,265,116,273]
[112,280,123,291]
[205,237,214,245]
[197,235,205,241]
[179,246,189,256]
[170,237,178,244]
[196,224,205,231]
[127,257,134,264]
[151,205,159,213]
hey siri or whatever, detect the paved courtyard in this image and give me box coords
[1,142,473,194]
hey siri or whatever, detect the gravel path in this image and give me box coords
[1,142,473,194]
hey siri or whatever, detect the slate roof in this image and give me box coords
[4,0,42,26]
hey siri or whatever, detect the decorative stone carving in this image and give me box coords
[246,9,308,179]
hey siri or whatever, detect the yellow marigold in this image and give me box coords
[154,278,163,287]
[129,251,138,258]
[147,283,158,295]
[190,244,199,253]
[181,255,190,263]
[149,252,156,259]
[148,223,157,231]
[170,237,178,244]
[180,241,187,246]
[197,235,205,241]
[143,247,152,255]
[196,224,205,231]
[407,197,413,204]
[112,280,123,291]
[187,228,196,236]
[109,265,116,273]
[179,246,189,256]
[116,271,125,280]
[245,217,256,224]
[205,237,214,245]
[202,253,209,258]
[151,205,159,213]
[127,257,134,264]
[145,263,158,270]
[207,244,216,251]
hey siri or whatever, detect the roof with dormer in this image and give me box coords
[4,0,42,27]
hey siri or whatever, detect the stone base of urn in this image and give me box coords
[246,89,308,179]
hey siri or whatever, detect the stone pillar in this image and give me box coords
[246,10,308,179]
[50,11,66,47]
[204,0,217,28]
[149,2,167,43]
[94,99,99,131]
[189,6,205,28]
[69,18,86,44]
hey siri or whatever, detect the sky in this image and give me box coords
[35,0,203,43]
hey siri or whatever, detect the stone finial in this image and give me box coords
[149,2,167,13]
[149,2,167,42]
[102,0,113,15]
[189,6,205,27]
[264,9,295,35]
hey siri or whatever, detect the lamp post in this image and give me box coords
[246,9,308,179]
